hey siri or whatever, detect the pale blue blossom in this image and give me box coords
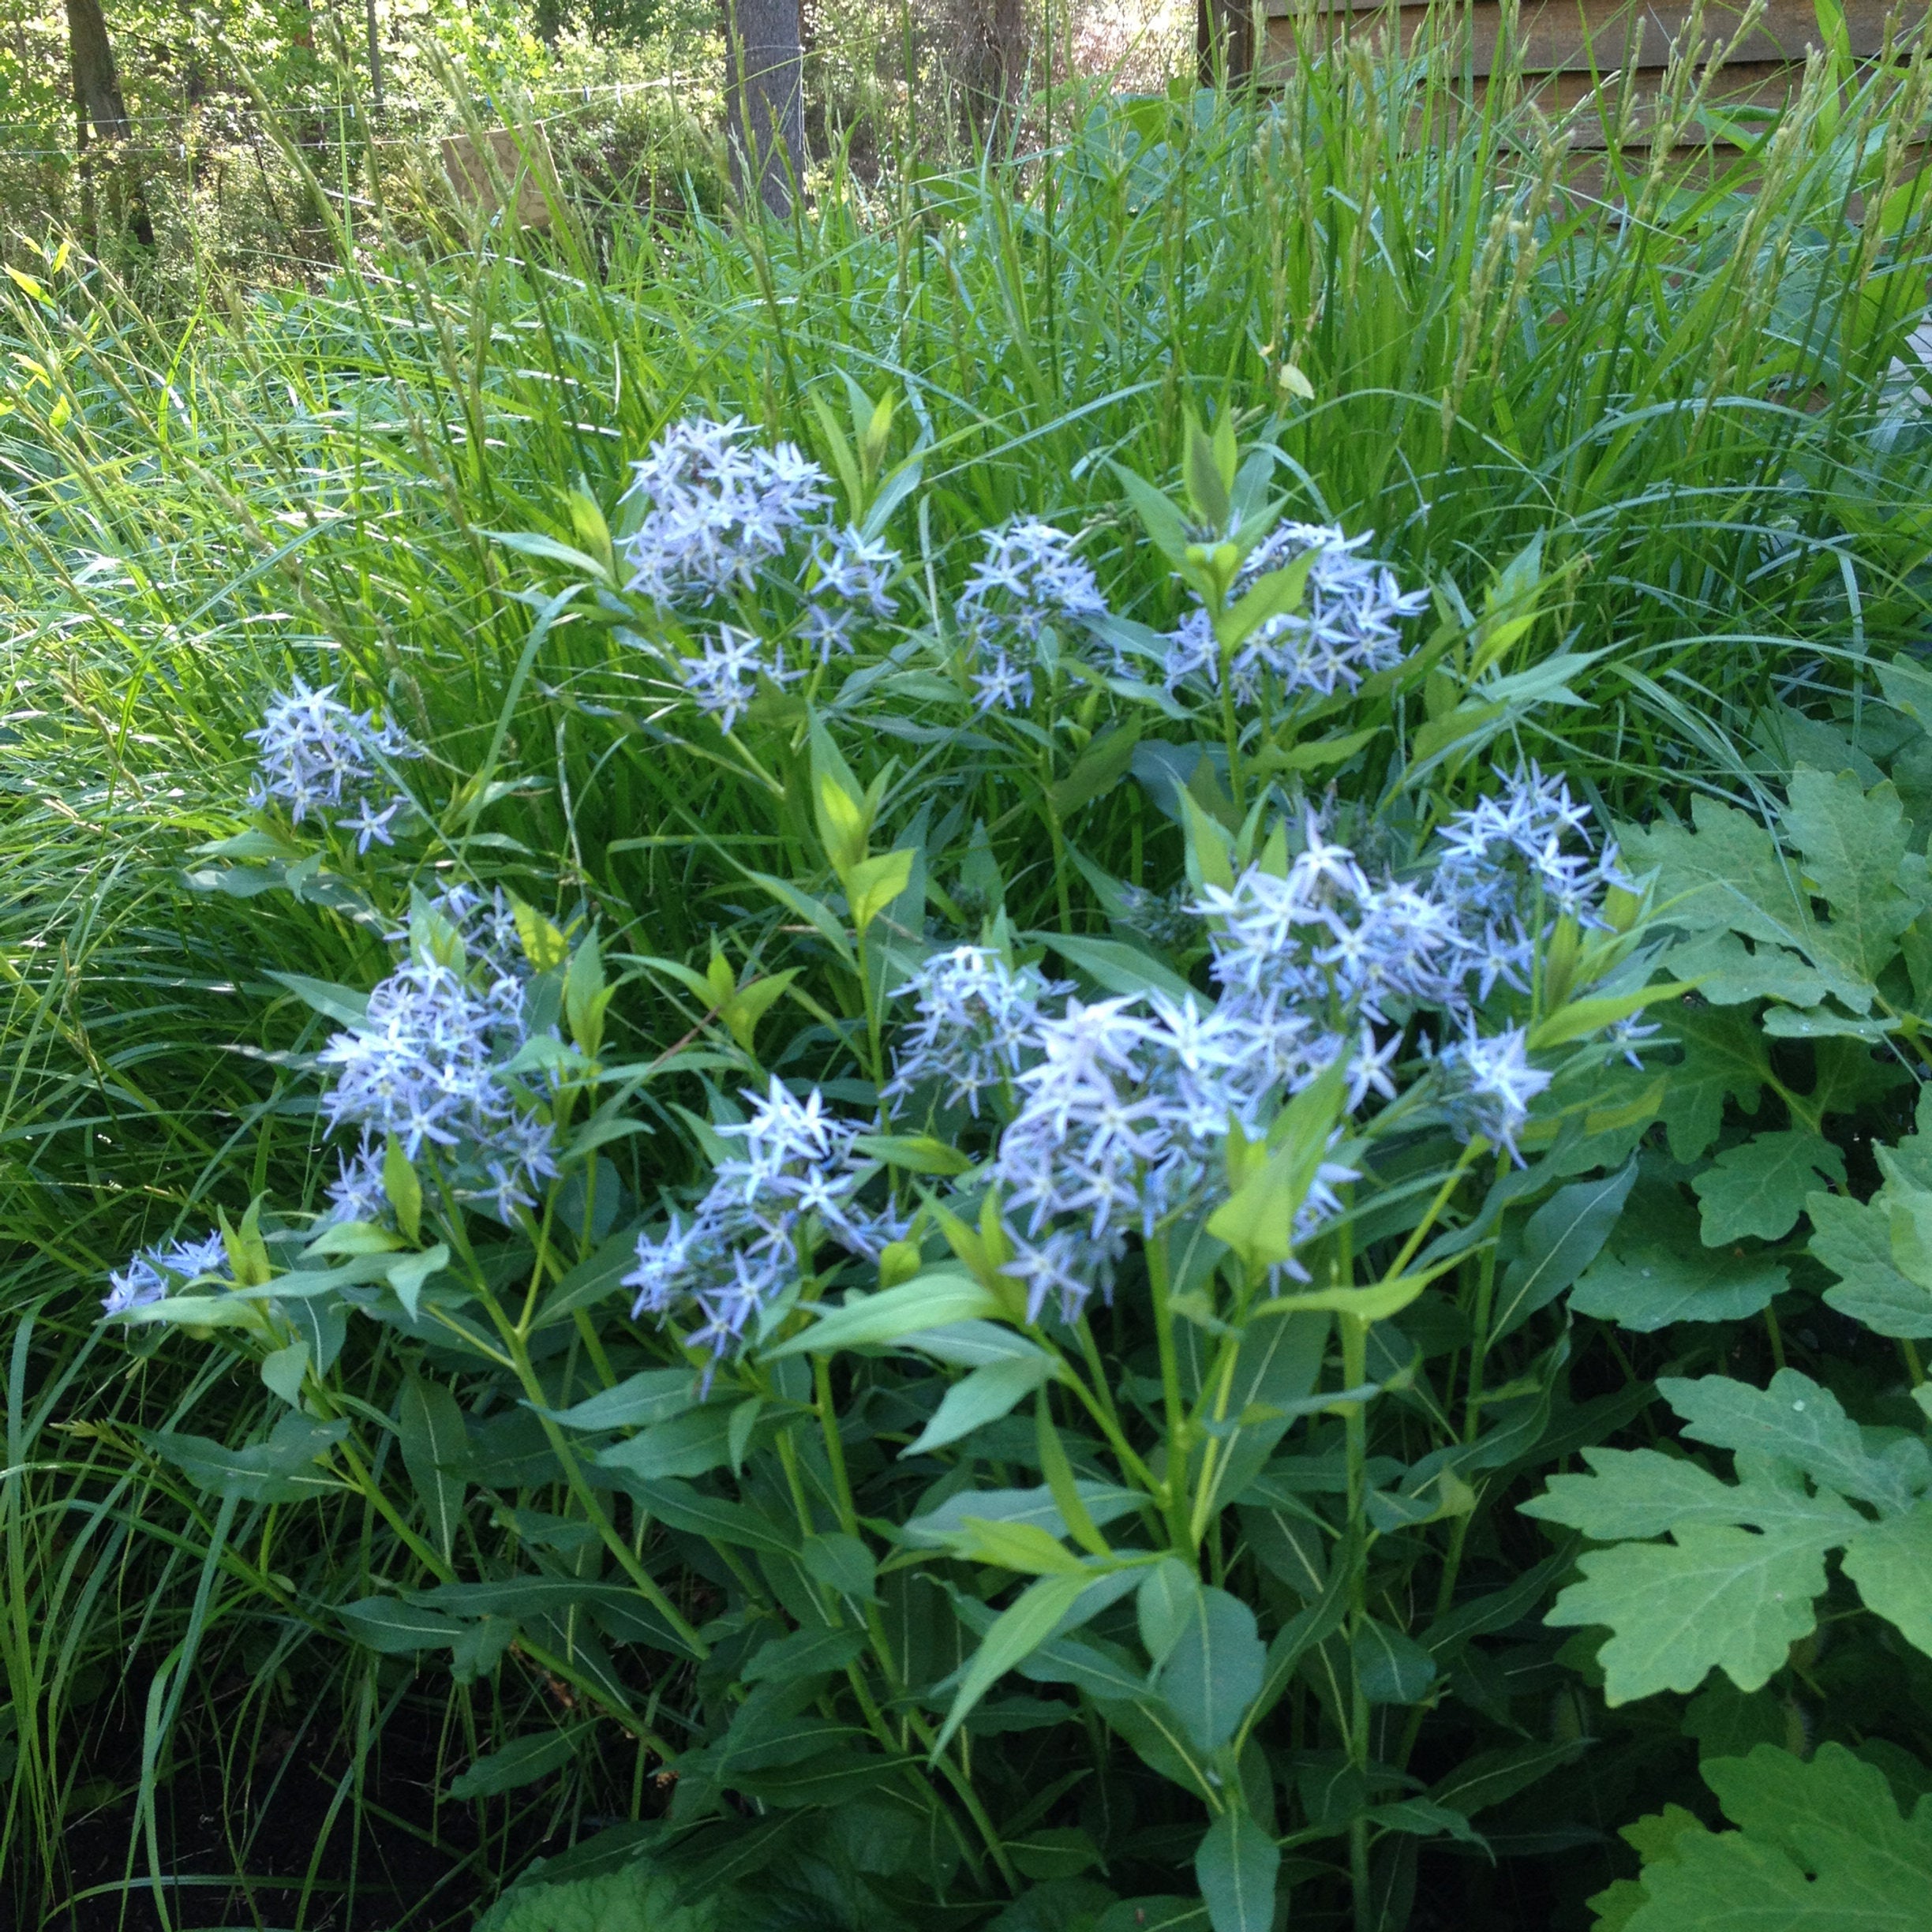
[315,922,556,1219]
[626,1079,906,1368]
[247,679,417,841]
[956,519,1108,647]
[680,625,800,732]
[803,526,900,661]
[1159,522,1428,705]
[1433,1026,1551,1163]
[884,945,1068,1118]
[103,1230,229,1319]
[620,416,832,605]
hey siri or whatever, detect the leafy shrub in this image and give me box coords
[101,410,1702,1930]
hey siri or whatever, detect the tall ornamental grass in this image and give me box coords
[5,18,1932,1929]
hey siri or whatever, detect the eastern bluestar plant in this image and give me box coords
[101,413,1700,1932]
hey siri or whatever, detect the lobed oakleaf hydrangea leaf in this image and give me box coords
[475,1866,716,1932]
[1571,1170,1788,1330]
[1778,768,1918,981]
[1619,792,1873,1012]
[1807,1118,1932,1339]
[1838,1498,1932,1657]
[1657,1004,1767,1163]
[1690,1131,1844,1245]
[1608,1744,1932,1932]
[1545,1523,1830,1704]
[1526,1371,1932,1703]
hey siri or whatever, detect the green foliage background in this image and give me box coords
[6,13,1932,1932]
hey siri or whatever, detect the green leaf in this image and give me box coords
[483,528,612,583]
[1810,1193,1932,1338]
[1137,1558,1201,1669]
[475,1866,713,1932]
[947,1518,1089,1575]
[262,969,370,1027]
[1428,1739,1591,1818]
[799,1530,879,1601]
[1351,1618,1437,1705]
[1620,798,1873,1011]
[766,1270,1004,1357]
[1523,1446,1863,1543]
[1034,931,1199,1005]
[1095,1900,1208,1932]
[383,1136,424,1245]
[935,1571,1095,1752]
[259,1339,309,1407]
[1544,1523,1833,1703]
[1662,1368,1918,1512]
[338,1597,465,1655]
[1208,1058,1349,1269]
[1621,1743,1932,1932]
[1661,1004,1769,1162]
[399,1375,468,1563]
[1691,1133,1845,1245]
[535,1224,652,1327]
[603,1474,797,1555]
[1571,1241,1788,1331]
[149,1414,348,1503]
[904,1481,1145,1548]
[1051,721,1143,820]
[450,1726,585,1800]
[852,1133,975,1176]
[385,1243,451,1320]
[740,1623,867,1684]
[1842,1498,1932,1657]
[1194,1805,1280,1932]
[1781,768,1919,981]
[534,1368,701,1432]
[849,848,915,934]
[1155,1586,1267,1753]
[1493,1159,1636,1336]
[1661,929,1834,1009]
[596,1406,736,1482]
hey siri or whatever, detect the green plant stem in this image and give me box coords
[1146,1234,1194,1552]
[1340,1309,1373,1932]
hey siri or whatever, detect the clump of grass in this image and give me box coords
[4,22,1932,1925]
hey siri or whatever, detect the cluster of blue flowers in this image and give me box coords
[618,424,1430,734]
[317,890,558,1225]
[953,520,1110,713]
[623,1080,908,1367]
[618,765,1634,1353]
[103,1229,230,1318]
[618,418,902,731]
[247,678,419,852]
[1158,522,1432,705]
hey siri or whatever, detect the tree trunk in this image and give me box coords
[1196,0,1254,86]
[975,0,1030,145]
[722,0,806,219]
[363,0,385,113]
[64,0,153,245]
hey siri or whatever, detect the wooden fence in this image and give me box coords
[1255,0,1905,150]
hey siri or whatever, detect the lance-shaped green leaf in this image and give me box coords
[1194,1806,1280,1932]
[1492,1158,1635,1336]
[904,1356,1055,1456]
[934,1570,1097,1753]
[1208,1058,1348,1271]
[766,1268,1004,1357]
[1156,1586,1267,1752]
[399,1374,468,1563]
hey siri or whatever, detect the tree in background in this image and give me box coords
[722,0,804,215]
[62,0,152,243]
